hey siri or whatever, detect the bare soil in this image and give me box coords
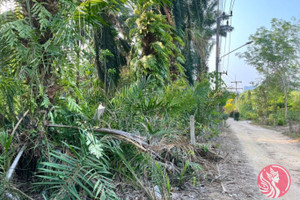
[168,118,269,200]
[206,123,261,199]
[170,118,300,200]
[226,118,300,200]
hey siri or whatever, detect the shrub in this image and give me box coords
[267,114,275,125]
[221,113,229,120]
[233,112,240,121]
[277,118,285,126]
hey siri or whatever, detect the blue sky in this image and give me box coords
[209,0,300,90]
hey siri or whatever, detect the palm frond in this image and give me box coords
[37,142,118,200]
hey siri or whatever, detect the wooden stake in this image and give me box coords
[190,115,195,145]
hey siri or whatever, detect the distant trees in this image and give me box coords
[241,18,300,119]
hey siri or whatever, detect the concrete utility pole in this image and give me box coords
[215,2,233,74]
[215,0,220,74]
[190,115,195,145]
[231,80,243,111]
[215,0,233,91]
[215,0,234,127]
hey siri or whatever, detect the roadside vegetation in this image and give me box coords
[0,0,231,199]
[237,19,300,135]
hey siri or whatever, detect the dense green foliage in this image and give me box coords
[0,0,228,199]
[239,89,300,126]
[172,0,217,83]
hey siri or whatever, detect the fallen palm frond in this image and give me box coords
[47,124,164,160]
[48,124,222,181]
[48,123,222,164]
[48,124,147,147]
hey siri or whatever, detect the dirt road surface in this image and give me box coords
[118,119,300,200]
[227,118,300,200]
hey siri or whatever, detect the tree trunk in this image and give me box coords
[284,88,288,119]
[282,76,288,119]
[21,0,59,105]
[288,120,293,133]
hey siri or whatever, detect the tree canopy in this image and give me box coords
[240,18,300,118]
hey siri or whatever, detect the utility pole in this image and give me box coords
[215,0,234,128]
[215,0,220,74]
[215,0,233,88]
[231,80,243,111]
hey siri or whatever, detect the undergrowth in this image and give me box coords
[0,75,228,199]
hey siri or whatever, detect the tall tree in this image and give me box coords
[93,1,130,94]
[172,0,217,83]
[241,18,300,118]
[0,0,60,106]
[128,0,185,85]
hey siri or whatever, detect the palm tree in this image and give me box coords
[126,0,185,85]
[93,2,130,94]
[0,1,125,198]
[172,0,217,83]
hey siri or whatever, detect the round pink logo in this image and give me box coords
[257,164,291,198]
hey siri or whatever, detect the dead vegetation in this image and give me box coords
[46,124,225,200]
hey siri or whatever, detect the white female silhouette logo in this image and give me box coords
[257,164,291,198]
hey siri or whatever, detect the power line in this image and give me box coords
[225,75,233,81]
[218,0,234,75]
[223,76,233,84]
[223,74,231,81]
[215,2,233,75]
[229,0,233,11]
[227,17,232,70]
[231,0,236,11]
[223,0,227,11]
[227,74,234,81]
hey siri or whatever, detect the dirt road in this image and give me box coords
[227,118,300,200]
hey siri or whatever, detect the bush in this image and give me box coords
[244,112,257,120]
[277,118,285,126]
[229,111,234,118]
[233,112,240,121]
[267,114,275,125]
[221,113,229,120]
